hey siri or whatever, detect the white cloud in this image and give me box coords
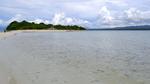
[98,6,114,24]
[51,13,65,25]
[30,19,50,24]
[51,12,89,27]
[125,8,142,21]
[125,8,150,21]
[0,14,24,27]
[95,6,124,28]
[1,0,150,28]
[0,19,3,24]
[6,14,23,24]
[123,8,150,26]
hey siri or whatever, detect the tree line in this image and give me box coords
[6,20,86,31]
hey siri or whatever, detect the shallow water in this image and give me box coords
[0,31,150,84]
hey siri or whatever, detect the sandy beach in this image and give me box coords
[0,30,150,84]
[0,31,18,39]
[0,30,73,39]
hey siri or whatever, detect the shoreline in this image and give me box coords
[0,31,19,39]
[0,30,84,39]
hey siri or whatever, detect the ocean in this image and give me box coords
[0,30,150,84]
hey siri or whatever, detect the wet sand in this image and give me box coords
[0,30,150,84]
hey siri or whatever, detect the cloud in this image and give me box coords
[93,6,150,27]
[0,19,3,24]
[51,12,89,27]
[98,6,114,25]
[125,8,142,21]
[123,8,150,26]
[94,6,124,28]
[51,13,65,25]
[1,0,150,28]
[0,14,24,27]
[30,19,50,24]
[6,14,23,24]
[125,8,150,20]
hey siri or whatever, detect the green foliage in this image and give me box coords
[54,25,85,30]
[6,20,86,31]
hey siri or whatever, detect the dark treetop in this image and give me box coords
[6,20,86,31]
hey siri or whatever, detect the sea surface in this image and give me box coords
[0,30,150,84]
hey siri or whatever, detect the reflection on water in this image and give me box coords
[0,31,150,84]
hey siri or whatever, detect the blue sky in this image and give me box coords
[0,0,150,29]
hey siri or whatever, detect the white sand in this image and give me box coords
[0,31,17,39]
[0,30,71,39]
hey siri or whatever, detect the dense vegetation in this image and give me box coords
[6,20,86,31]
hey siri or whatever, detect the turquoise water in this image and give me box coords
[0,31,150,84]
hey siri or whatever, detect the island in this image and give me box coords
[5,20,86,31]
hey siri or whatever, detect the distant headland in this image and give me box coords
[88,25,150,30]
[5,20,86,31]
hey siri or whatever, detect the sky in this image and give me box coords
[1,0,150,29]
